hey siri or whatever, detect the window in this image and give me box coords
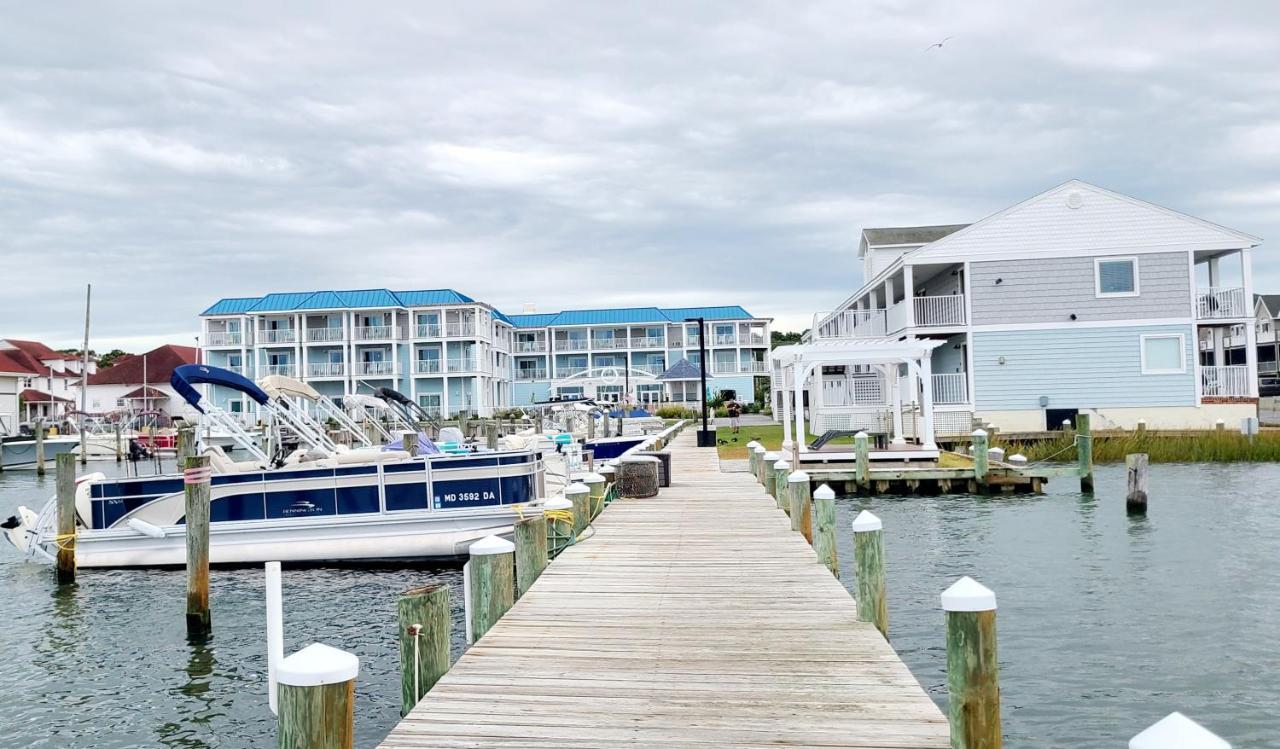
[1141,334,1185,374]
[1095,257,1139,297]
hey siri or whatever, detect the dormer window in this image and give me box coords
[1095,257,1139,298]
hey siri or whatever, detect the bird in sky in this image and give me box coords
[925,36,953,51]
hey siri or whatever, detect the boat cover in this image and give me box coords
[382,432,441,455]
[258,375,322,402]
[171,364,271,413]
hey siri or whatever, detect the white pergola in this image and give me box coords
[771,338,946,454]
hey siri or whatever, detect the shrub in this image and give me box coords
[656,405,698,420]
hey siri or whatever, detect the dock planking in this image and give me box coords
[379,430,948,749]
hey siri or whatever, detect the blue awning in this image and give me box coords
[171,364,271,413]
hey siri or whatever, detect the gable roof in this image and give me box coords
[0,350,42,376]
[120,386,170,399]
[1256,294,1280,319]
[88,345,199,385]
[20,389,74,403]
[860,225,968,256]
[656,358,709,381]
[0,340,79,377]
[909,180,1262,264]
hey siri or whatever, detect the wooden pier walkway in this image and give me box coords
[379,430,948,748]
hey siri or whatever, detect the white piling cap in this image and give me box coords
[854,430,869,439]
[746,440,761,450]
[1130,712,1230,749]
[574,471,606,484]
[781,439,793,449]
[773,459,789,470]
[940,576,997,612]
[752,445,767,454]
[469,535,515,556]
[851,510,882,532]
[763,451,780,460]
[971,428,988,437]
[813,484,835,500]
[565,482,590,496]
[1215,418,1225,425]
[599,465,616,474]
[544,496,573,510]
[276,643,360,687]
[1008,453,1028,465]
[787,470,809,483]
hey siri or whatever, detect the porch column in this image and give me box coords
[1242,248,1258,396]
[781,365,793,447]
[902,265,915,328]
[442,377,450,419]
[794,365,808,454]
[918,356,936,449]
[889,364,904,444]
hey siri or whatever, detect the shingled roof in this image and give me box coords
[89,345,198,385]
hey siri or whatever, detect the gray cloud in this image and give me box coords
[1,0,1277,349]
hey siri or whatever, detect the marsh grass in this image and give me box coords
[997,430,1280,463]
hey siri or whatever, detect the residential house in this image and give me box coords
[0,339,94,430]
[79,344,200,419]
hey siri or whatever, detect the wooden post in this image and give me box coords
[1130,712,1230,749]
[1135,418,1147,435]
[184,455,212,635]
[774,459,791,513]
[514,515,548,598]
[753,445,767,485]
[941,577,1001,749]
[854,431,869,489]
[276,643,358,749]
[1077,413,1094,492]
[114,422,123,462]
[1126,453,1149,514]
[763,451,780,498]
[397,584,450,716]
[35,418,46,476]
[55,453,76,584]
[853,510,887,638]
[565,483,590,537]
[813,483,838,577]
[1215,418,1225,433]
[586,413,595,440]
[466,535,515,643]
[177,425,196,464]
[972,429,989,489]
[788,470,812,542]
[543,496,575,557]
[400,430,418,458]
[746,440,761,477]
[486,421,498,449]
[582,472,606,520]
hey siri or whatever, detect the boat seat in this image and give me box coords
[202,445,266,474]
[333,449,410,464]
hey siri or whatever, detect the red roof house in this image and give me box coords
[88,345,199,385]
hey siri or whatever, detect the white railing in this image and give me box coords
[224,365,248,376]
[262,364,295,377]
[515,340,546,353]
[307,328,344,342]
[738,361,769,374]
[1197,287,1247,319]
[1201,365,1249,397]
[307,362,344,377]
[931,373,968,405]
[592,338,626,349]
[631,337,665,349]
[712,362,738,375]
[632,364,666,376]
[515,368,548,380]
[207,331,241,346]
[822,375,884,407]
[712,334,737,346]
[556,338,590,351]
[811,310,887,340]
[259,329,295,344]
[914,295,966,327]
[886,303,909,334]
[447,358,477,373]
[357,361,395,376]
[416,323,442,338]
[444,322,476,337]
[354,325,394,341]
[414,359,442,374]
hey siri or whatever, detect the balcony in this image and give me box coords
[1197,287,1247,319]
[1201,365,1250,397]
[447,358,477,373]
[354,325,395,341]
[307,362,345,377]
[415,323,443,338]
[262,364,296,377]
[812,310,887,340]
[356,361,396,376]
[712,334,737,346]
[914,295,967,327]
[306,328,345,343]
[592,338,627,349]
[224,365,248,376]
[259,329,296,345]
[414,359,442,374]
[631,363,667,376]
[515,340,547,353]
[737,361,770,374]
[556,338,590,352]
[207,331,242,346]
[631,337,665,349]
[931,372,969,405]
[515,368,548,381]
[444,323,477,338]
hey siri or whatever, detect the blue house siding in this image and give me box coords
[514,382,551,405]
[710,375,756,403]
[973,324,1196,410]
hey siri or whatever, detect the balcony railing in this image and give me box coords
[712,334,737,346]
[821,375,884,407]
[224,365,248,376]
[444,323,476,338]
[259,329,296,345]
[447,358,477,373]
[631,363,667,376]
[356,361,395,376]
[556,338,590,352]
[415,323,442,338]
[737,361,769,374]
[914,295,967,327]
[354,325,394,341]
[592,338,627,349]
[812,310,887,340]
[932,372,969,405]
[207,331,242,346]
[1201,365,1250,397]
[307,362,344,377]
[415,359,442,374]
[515,340,547,353]
[1197,287,1247,319]
[262,364,295,377]
[307,328,345,342]
[515,368,548,380]
[631,337,665,349]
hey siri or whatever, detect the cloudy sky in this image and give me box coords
[3,1,1278,350]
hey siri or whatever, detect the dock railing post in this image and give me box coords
[276,643,358,749]
[581,472,606,520]
[746,440,761,477]
[813,484,838,577]
[1126,453,1149,514]
[753,445,767,485]
[1077,413,1094,492]
[854,431,869,490]
[514,515,548,598]
[774,459,791,513]
[55,453,76,584]
[466,535,515,643]
[543,496,575,557]
[565,483,590,538]
[184,455,212,635]
[1129,712,1230,749]
[763,451,780,499]
[941,576,1001,749]
[397,583,450,716]
[35,418,46,476]
[852,511,887,637]
[786,470,809,532]
[972,429,989,490]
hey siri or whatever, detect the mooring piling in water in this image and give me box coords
[397,583,450,717]
[812,483,838,577]
[55,453,77,585]
[34,418,46,476]
[465,535,515,644]
[276,643,359,749]
[774,459,791,513]
[176,424,196,464]
[1077,413,1094,492]
[184,455,212,635]
[1126,453,1149,514]
[513,515,548,598]
[854,431,870,489]
[852,510,887,638]
[941,576,1001,749]
[972,429,989,490]
[1130,712,1230,749]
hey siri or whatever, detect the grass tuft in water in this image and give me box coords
[998,430,1280,463]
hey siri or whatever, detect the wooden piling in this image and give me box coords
[277,643,358,749]
[972,429,989,490]
[184,455,212,635]
[1126,453,1149,514]
[467,536,515,643]
[565,483,590,538]
[55,453,76,584]
[852,511,887,638]
[35,418,46,476]
[1076,413,1094,492]
[114,422,123,462]
[514,515,548,598]
[581,473,607,519]
[812,483,838,577]
[753,445,767,485]
[854,431,869,489]
[774,459,791,513]
[485,422,498,449]
[763,451,780,499]
[400,431,418,458]
[790,471,813,542]
[941,577,1001,749]
[397,584,450,716]
[746,440,761,477]
[176,425,196,463]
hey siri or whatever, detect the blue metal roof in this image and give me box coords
[201,297,261,315]
[334,289,401,308]
[203,287,477,315]
[248,292,316,313]
[549,307,669,326]
[295,291,345,310]
[660,306,754,322]
[395,289,475,306]
[508,313,559,327]
[507,305,758,328]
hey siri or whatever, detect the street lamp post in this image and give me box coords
[685,317,714,447]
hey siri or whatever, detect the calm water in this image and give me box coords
[1,461,1277,747]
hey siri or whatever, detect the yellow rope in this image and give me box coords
[49,533,77,551]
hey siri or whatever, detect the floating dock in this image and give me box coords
[378,429,949,748]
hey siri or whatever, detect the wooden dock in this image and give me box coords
[379,430,948,748]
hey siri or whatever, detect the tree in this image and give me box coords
[96,349,131,368]
[770,330,806,346]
